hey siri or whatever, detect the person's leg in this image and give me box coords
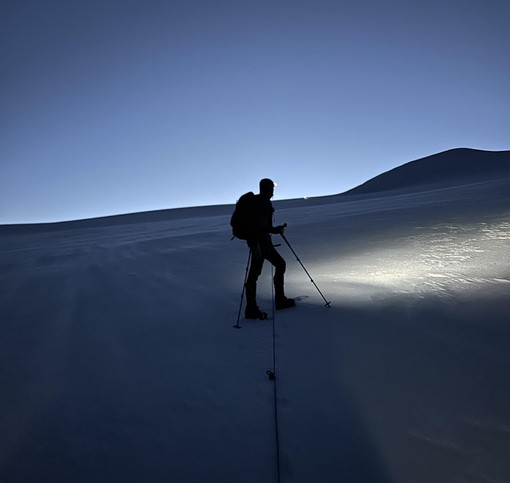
[264,245,286,300]
[261,242,294,308]
[245,243,264,314]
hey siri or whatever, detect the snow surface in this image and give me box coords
[1,166,510,482]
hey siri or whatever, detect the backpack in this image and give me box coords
[230,192,258,240]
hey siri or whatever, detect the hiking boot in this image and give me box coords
[245,306,268,320]
[275,297,296,310]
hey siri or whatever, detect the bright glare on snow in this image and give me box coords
[321,220,510,302]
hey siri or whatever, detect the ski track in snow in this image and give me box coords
[1,177,510,482]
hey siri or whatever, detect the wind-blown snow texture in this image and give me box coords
[1,149,510,482]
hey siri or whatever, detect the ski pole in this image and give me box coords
[234,248,252,328]
[280,232,331,308]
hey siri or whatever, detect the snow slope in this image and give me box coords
[1,151,510,482]
[344,148,510,195]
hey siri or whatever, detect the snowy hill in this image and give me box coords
[1,151,510,482]
[344,148,510,195]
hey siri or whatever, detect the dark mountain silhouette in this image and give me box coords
[345,148,510,195]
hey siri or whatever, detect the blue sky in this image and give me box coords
[1,0,509,223]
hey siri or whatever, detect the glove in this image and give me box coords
[274,224,287,234]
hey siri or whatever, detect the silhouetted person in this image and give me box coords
[245,178,295,319]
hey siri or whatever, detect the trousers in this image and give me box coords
[246,237,286,308]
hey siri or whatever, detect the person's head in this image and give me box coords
[259,178,275,199]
